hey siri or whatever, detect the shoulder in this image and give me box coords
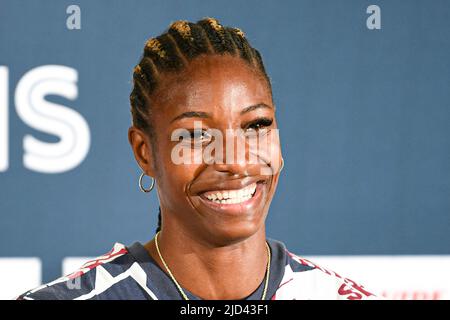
[274,248,380,300]
[17,243,132,300]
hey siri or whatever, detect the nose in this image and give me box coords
[212,162,250,177]
[209,130,252,176]
[204,128,282,176]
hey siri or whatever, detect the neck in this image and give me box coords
[144,225,268,300]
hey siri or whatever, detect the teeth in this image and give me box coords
[204,183,258,204]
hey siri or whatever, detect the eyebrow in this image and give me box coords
[240,103,273,115]
[170,111,211,123]
[170,103,273,123]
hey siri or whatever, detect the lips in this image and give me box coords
[202,182,257,204]
[197,181,266,215]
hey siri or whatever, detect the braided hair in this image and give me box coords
[130,17,272,233]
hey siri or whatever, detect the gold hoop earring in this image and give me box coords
[139,172,155,193]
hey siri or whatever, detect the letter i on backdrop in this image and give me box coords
[0,66,8,171]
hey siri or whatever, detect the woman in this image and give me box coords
[18,17,376,300]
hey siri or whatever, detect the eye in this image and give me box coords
[188,129,212,144]
[244,118,273,132]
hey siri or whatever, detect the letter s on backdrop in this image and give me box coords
[14,65,90,173]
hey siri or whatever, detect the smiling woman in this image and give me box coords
[17,17,378,300]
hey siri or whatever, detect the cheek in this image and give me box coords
[153,134,200,196]
[158,155,199,200]
[156,165,194,213]
[249,130,282,174]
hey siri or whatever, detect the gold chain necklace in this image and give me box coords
[154,231,271,300]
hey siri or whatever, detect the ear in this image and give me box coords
[128,126,156,177]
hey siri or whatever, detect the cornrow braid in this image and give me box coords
[130,17,272,233]
[196,18,237,55]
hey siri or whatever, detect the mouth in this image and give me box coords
[197,180,266,213]
[201,182,257,204]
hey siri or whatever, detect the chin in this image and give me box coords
[201,217,266,247]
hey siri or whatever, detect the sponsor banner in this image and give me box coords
[0,258,41,300]
[306,256,450,300]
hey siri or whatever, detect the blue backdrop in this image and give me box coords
[1,0,449,283]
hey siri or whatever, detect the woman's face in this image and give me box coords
[132,54,282,245]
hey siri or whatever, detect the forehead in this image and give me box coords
[149,54,272,115]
